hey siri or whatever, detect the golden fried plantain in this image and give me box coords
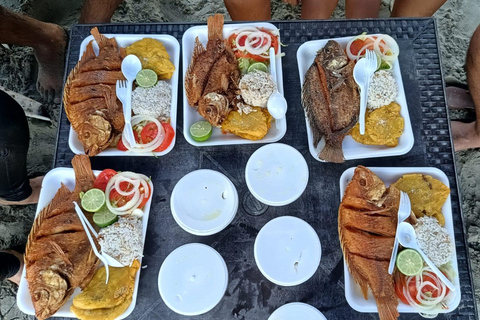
[392,174,450,226]
[350,102,404,147]
[221,107,272,140]
[126,38,175,79]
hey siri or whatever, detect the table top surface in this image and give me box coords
[54,18,478,319]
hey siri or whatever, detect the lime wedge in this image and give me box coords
[247,62,268,74]
[93,205,118,228]
[136,69,158,88]
[396,249,424,276]
[81,188,106,213]
[190,121,212,142]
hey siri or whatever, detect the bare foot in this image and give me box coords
[34,23,67,104]
[0,176,44,206]
[451,121,480,151]
[4,250,23,285]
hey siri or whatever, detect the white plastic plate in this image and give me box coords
[269,302,327,320]
[17,167,154,319]
[339,167,461,314]
[297,36,414,161]
[182,22,286,146]
[68,34,180,156]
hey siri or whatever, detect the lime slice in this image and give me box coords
[93,205,118,228]
[248,62,268,73]
[396,249,424,276]
[81,188,106,213]
[136,69,158,88]
[190,121,212,142]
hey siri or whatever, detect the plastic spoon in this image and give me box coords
[397,222,456,291]
[121,55,142,146]
[388,191,411,274]
[267,47,287,130]
[353,58,368,135]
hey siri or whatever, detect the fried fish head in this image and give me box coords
[350,102,404,147]
[392,174,450,225]
[78,115,112,157]
[126,38,175,79]
[221,107,272,141]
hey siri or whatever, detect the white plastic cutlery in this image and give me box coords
[388,191,412,274]
[267,47,287,130]
[119,54,142,147]
[353,50,377,135]
[397,221,456,291]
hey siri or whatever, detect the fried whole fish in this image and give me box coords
[185,14,240,127]
[338,166,400,320]
[64,27,125,156]
[302,40,360,163]
[25,155,99,320]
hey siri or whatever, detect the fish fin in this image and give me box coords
[207,14,224,40]
[376,298,400,320]
[319,139,344,163]
[71,155,96,196]
[50,241,73,266]
[90,27,107,48]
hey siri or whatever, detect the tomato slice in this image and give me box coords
[93,169,117,191]
[117,138,128,151]
[154,123,175,152]
[109,181,134,208]
[140,122,159,144]
[238,34,248,47]
[394,271,450,305]
[138,183,152,209]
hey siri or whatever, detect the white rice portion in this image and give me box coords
[98,216,143,266]
[132,81,171,120]
[367,70,398,109]
[414,216,453,267]
[239,70,276,108]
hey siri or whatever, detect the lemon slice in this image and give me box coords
[247,62,268,73]
[190,121,212,142]
[396,249,424,276]
[81,188,106,213]
[136,69,158,88]
[93,206,118,228]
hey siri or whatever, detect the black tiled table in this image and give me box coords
[54,19,477,319]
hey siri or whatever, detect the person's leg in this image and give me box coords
[0,6,66,103]
[0,90,42,205]
[345,0,381,18]
[79,0,124,24]
[299,0,339,20]
[0,251,23,285]
[224,0,271,21]
[451,24,480,151]
[390,0,447,17]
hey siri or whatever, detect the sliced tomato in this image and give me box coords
[141,122,159,144]
[258,28,279,54]
[109,181,134,207]
[234,50,269,62]
[93,169,117,191]
[138,183,152,209]
[394,271,450,305]
[228,33,237,48]
[154,123,174,152]
[117,138,128,151]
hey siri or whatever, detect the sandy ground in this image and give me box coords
[0,0,479,319]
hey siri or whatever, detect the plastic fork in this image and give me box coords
[73,202,110,284]
[388,191,412,274]
[355,50,378,135]
[116,80,137,147]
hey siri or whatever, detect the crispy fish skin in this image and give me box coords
[338,166,399,320]
[302,40,359,163]
[25,155,99,320]
[64,27,125,157]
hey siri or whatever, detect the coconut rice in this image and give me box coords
[132,81,171,120]
[414,216,453,267]
[367,70,398,109]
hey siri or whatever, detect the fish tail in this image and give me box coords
[319,139,344,163]
[376,297,400,320]
[207,14,224,40]
[71,155,96,195]
[90,27,107,47]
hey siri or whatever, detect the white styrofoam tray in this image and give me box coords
[17,167,154,319]
[68,34,180,156]
[339,167,461,314]
[182,22,286,146]
[297,36,414,161]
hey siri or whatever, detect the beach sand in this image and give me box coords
[0,0,479,318]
